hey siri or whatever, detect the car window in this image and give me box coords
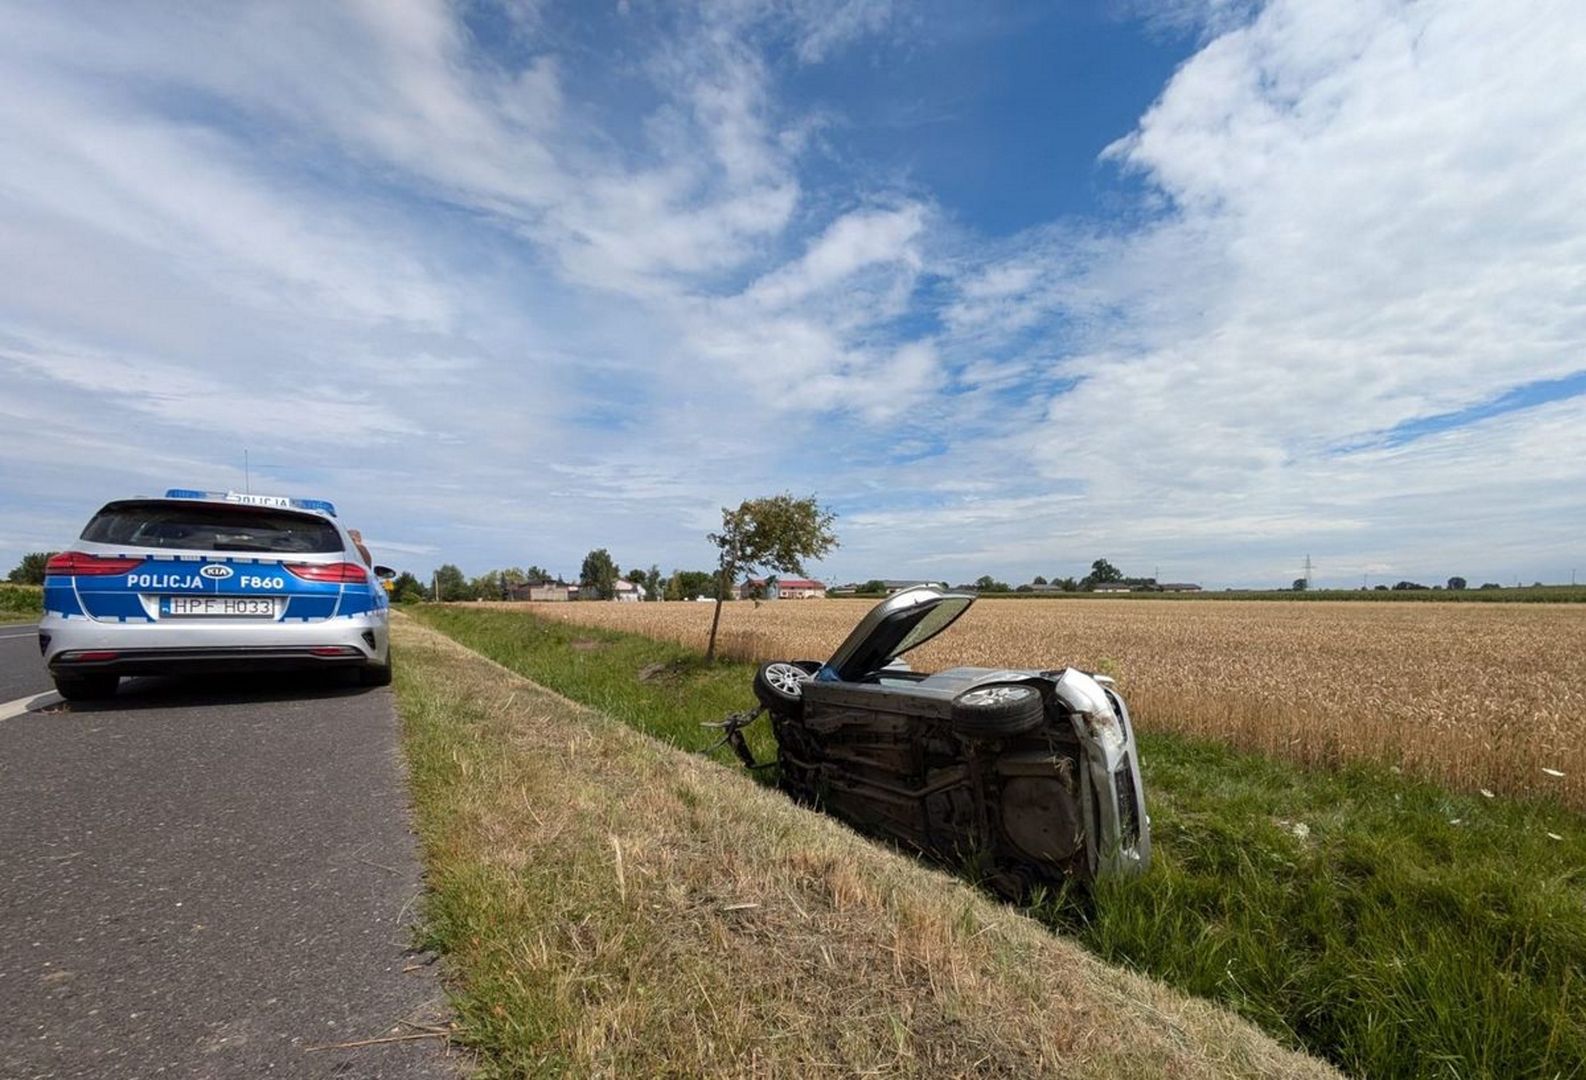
[81,501,343,554]
[892,597,971,658]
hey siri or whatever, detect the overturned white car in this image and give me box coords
[730,586,1150,895]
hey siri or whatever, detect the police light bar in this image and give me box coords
[164,489,338,517]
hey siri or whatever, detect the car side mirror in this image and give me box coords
[373,565,396,580]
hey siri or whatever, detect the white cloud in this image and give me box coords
[0,0,1581,590]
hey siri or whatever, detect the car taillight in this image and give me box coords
[284,562,370,583]
[45,552,144,576]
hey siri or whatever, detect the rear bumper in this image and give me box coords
[48,645,373,676]
[40,610,388,674]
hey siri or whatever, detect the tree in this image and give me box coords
[974,575,1010,592]
[580,548,619,600]
[666,569,716,601]
[7,551,56,585]
[861,579,888,594]
[391,571,426,603]
[471,570,506,600]
[643,565,662,601]
[1292,577,1309,592]
[705,494,837,660]
[1392,580,1427,591]
[1089,559,1123,584]
[433,564,471,602]
[625,567,647,587]
[1479,582,1502,590]
[1032,575,1048,586]
[1447,576,1467,591]
[1056,576,1078,592]
[1080,558,1124,590]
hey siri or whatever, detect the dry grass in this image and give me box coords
[394,617,1336,1078]
[485,598,1586,807]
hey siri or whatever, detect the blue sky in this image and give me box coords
[2,0,1584,589]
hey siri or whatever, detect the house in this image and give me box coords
[1159,582,1202,592]
[880,579,945,593]
[505,579,571,602]
[1093,584,1132,594]
[740,576,827,600]
[578,580,643,601]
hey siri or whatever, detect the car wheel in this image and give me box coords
[358,650,393,687]
[950,683,1044,738]
[754,661,811,716]
[53,673,119,702]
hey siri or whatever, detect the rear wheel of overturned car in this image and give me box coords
[52,673,119,702]
[754,661,812,717]
[950,684,1044,739]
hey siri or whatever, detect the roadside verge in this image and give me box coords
[391,617,1334,1076]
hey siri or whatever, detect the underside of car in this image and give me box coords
[722,586,1150,898]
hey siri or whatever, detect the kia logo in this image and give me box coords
[199,564,234,580]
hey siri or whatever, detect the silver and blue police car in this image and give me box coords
[39,489,393,701]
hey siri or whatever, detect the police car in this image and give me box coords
[39,489,393,701]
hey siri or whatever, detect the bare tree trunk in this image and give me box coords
[705,560,731,661]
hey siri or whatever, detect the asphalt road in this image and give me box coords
[0,621,47,701]
[0,660,456,1078]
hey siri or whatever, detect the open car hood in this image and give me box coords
[821,585,977,682]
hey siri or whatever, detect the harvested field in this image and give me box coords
[480,598,1586,807]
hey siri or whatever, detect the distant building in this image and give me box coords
[578,581,642,602]
[880,579,945,593]
[1093,584,1132,594]
[1159,582,1202,592]
[741,576,826,600]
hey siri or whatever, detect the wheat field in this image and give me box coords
[479,597,1586,807]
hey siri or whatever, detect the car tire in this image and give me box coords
[950,683,1044,738]
[754,661,811,716]
[53,673,119,702]
[358,651,393,687]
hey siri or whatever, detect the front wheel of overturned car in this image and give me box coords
[52,673,120,702]
[754,661,811,717]
[950,683,1044,739]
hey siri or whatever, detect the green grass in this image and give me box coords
[412,604,779,766]
[411,604,1586,1079]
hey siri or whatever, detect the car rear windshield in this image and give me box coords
[81,501,343,554]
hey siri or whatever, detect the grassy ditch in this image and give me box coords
[411,604,1586,1079]
[391,617,1329,1077]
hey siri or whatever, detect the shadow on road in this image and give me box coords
[51,670,379,713]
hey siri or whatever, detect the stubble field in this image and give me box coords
[490,597,1586,807]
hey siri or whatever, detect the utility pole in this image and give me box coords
[432,569,439,603]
